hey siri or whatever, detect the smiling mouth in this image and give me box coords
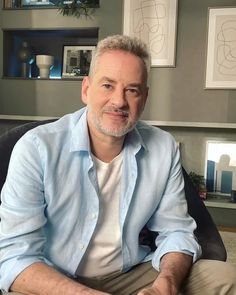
[104,108,129,118]
[104,109,129,119]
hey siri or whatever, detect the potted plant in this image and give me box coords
[57,0,98,18]
[189,171,207,200]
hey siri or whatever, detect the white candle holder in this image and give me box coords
[36,55,54,79]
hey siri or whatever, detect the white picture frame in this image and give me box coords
[205,7,236,89]
[123,0,178,67]
[205,140,236,195]
[62,45,96,78]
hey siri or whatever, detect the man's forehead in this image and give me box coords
[97,75,144,87]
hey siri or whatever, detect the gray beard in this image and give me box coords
[92,116,136,137]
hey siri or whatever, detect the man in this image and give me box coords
[0,35,235,295]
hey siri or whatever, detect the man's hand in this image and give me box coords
[10,262,112,295]
[138,287,161,295]
[138,252,192,295]
[79,286,111,295]
[137,276,177,295]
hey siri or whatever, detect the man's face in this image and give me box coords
[82,50,149,138]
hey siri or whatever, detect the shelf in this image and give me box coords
[204,194,236,209]
[144,120,236,129]
[1,116,236,130]
[2,76,60,80]
[204,199,236,209]
[2,76,84,80]
[0,114,57,121]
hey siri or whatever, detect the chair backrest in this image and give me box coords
[0,120,227,261]
[183,168,227,261]
[0,119,56,191]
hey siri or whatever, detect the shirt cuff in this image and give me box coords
[151,231,202,271]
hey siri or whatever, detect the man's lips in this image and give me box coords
[103,109,129,118]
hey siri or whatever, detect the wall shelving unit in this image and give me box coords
[1,0,100,79]
[3,27,98,79]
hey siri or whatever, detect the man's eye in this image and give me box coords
[102,83,112,90]
[126,88,140,96]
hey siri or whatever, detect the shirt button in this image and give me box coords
[79,244,85,250]
[91,213,97,219]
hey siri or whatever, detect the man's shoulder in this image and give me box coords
[14,108,86,152]
[136,120,174,142]
[135,121,178,158]
[25,108,85,138]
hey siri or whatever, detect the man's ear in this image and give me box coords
[141,87,149,111]
[81,76,90,105]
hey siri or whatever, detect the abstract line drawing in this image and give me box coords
[123,0,178,67]
[206,7,236,88]
[216,20,236,76]
[133,1,166,57]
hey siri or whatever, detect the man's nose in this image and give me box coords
[109,89,128,108]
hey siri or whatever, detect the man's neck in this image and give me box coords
[89,129,125,163]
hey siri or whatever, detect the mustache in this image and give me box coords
[103,107,129,117]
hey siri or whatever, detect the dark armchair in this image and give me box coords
[0,120,227,262]
[182,168,226,261]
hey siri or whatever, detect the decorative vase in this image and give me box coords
[36,55,54,79]
[17,41,35,78]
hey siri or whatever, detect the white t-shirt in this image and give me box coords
[77,152,123,277]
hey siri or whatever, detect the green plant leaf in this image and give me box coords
[57,0,98,18]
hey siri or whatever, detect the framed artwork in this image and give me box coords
[123,0,178,67]
[62,45,96,78]
[205,141,236,196]
[205,7,236,89]
[21,0,99,7]
[21,0,54,6]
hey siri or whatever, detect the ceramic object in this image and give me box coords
[36,55,54,78]
[17,41,35,78]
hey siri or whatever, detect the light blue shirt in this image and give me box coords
[0,108,201,292]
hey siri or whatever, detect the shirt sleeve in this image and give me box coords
[0,133,51,292]
[147,141,202,271]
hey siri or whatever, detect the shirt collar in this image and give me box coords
[70,107,91,153]
[125,123,148,154]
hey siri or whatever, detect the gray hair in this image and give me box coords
[89,34,151,79]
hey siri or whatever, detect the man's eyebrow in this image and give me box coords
[98,77,143,89]
[98,76,116,83]
[127,83,142,88]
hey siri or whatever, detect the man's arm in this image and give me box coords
[11,262,111,295]
[138,252,192,295]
